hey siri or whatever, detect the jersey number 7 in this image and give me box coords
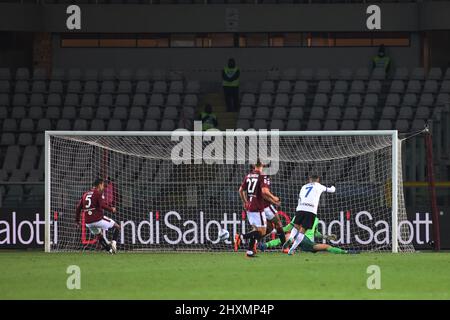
[305,186,313,198]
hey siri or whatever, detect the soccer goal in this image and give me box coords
[45,130,414,253]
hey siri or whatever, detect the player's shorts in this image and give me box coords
[263,205,278,221]
[247,211,267,228]
[293,210,316,230]
[299,237,316,253]
[86,216,115,235]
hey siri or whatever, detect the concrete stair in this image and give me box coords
[200,93,237,130]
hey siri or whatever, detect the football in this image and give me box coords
[218,229,230,241]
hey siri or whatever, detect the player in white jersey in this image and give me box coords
[282,175,335,255]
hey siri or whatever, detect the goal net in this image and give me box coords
[45,130,415,253]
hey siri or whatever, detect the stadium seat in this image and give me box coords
[186,81,200,94]
[238,106,253,119]
[415,106,431,119]
[270,119,285,130]
[11,106,26,119]
[14,81,28,94]
[2,118,17,132]
[9,169,25,182]
[323,119,338,130]
[349,80,365,94]
[101,68,116,81]
[363,94,378,108]
[117,81,132,94]
[260,81,275,94]
[45,107,60,119]
[46,93,62,107]
[281,68,297,81]
[274,93,289,107]
[277,81,291,94]
[90,119,105,131]
[81,94,96,107]
[0,93,9,107]
[143,119,159,131]
[333,80,348,94]
[115,94,130,108]
[113,106,128,120]
[371,68,386,80]
[98,94,113,107]
[149,94,164,107]
[236,119,250,130]
[347,94,362,107]
[67,80,82,94]
[253,119,268,130]
[398,106,414,120]
[410,67,425,80]
[343,107,358,120]
[418,93,434,107]
[126,119,141,131]
[107,119,122,131]
[51,68,65,81]
[402,94,418,107]
[0,133,15,146]
[101,81,115,94]
[84,80,99,94]
[390,80,405,93]
[62,106,77,119]
[129,106,144,120]
[2,146,20,172]
[406,80,422,94]
[272,106,287,120]
[56,119,71,130]
[286,119,301,130]
[160,119,175,131]
[427,68,442,80]
[357,119,372,130]
[48,80,63,94]
[411,119,426,131]
[257,93,272,107]
[340,120,355,130]
[423,80,438,94]
[119,68,133,81]
[0,81,10,94]
[312,94,328,107]
[0,68,11,81]
[133,94,148,107]
[153,81,167,94]
[299,68,313,81]
[135,68,150,81]
[330,94,345,108]
[29,93,44,107]
[381,106,397,120]
[378,119,393,130]
[337,68,352,81]
[367,80,381,94]
[31,81,46,93]
[166,94,181,107]
[315,68,330,81]
[0,106,7,119]
[440,80,450,93]
[79,107,94,120]
[255,107,270,119]
[293,81,308,94]
[309,106,325,120]
[169,81,184,94]
[12,93,27,107]
[288,107,304,120]
[73,119,88,131]
[163,107,178,120]
[15,68,30,80]
[136,81,151,94]
[68,68,82,80]
[28,106,43,120]
[316,80,331,93]
[19,118,34,132]
[36,119,52,131]
[354,68,370,81]
[395,119,410,132]
[84,69,98,81]
[360,107,375,119]
[306,120,321,130]
[146,106,162,120]
[327,107,341,120]
[266,69,280,81]
[385,93,401,107]
[393,67,409,80]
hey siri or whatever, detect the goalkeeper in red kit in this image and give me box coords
[75,178,121,254]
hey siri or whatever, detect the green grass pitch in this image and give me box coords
[0,251,449,299]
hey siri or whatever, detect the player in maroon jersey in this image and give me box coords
[75,178,120,254]
[235,159,281,257]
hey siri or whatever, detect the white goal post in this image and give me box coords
[44,130,414,253]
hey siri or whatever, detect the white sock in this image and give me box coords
[290,232,305,252]
[289,228,298,242]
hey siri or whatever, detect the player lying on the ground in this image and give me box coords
[75,178,121,254]
[236,159,280,257]
[282,174,335,255]
[259,215,357,254]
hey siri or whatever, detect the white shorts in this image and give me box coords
[247,211,267,228]
[264,205,278,221]
[86,216,116,235]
